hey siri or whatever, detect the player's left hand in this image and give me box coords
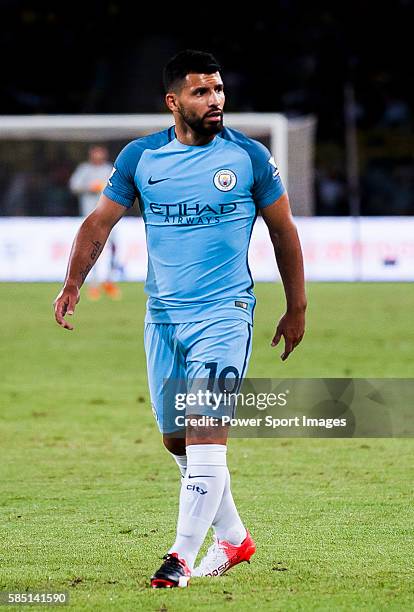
[271,310,305,361]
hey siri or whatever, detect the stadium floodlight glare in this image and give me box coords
[0,113,316,216]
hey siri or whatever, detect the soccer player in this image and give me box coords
[69,145,122,301]
[54,50,306,589]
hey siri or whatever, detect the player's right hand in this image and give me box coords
[53,285,80,330]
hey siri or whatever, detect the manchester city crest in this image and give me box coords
[213,169,237,192]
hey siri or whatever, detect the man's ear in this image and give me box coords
[165,92,178,113]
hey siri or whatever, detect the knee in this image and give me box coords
[162,434,186,456]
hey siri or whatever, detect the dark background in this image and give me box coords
[1,0,413,216]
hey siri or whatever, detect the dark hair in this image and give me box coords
[163,49,221,92]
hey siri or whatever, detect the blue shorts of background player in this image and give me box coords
[145,319,252,434]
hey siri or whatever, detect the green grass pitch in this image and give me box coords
[1,282,413,611]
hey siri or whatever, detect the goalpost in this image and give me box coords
[0,113,317,216]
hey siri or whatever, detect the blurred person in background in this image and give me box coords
[69,145,122,300]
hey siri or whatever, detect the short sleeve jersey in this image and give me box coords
[103,126,286,324]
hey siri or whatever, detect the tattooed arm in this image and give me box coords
[53,195,127,330]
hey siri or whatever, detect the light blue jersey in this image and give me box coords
[104,126,285,324]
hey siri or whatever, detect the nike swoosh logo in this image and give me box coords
[188,474,216,479]
[148,176,170,185]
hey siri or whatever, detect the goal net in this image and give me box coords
[0,113,316,217]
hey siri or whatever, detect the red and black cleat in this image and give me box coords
[150,553,191,588]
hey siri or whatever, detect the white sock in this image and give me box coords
[169,444,227,570]
[169,453,245,546]
[170,453,187,478]
[212,468,247,545]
